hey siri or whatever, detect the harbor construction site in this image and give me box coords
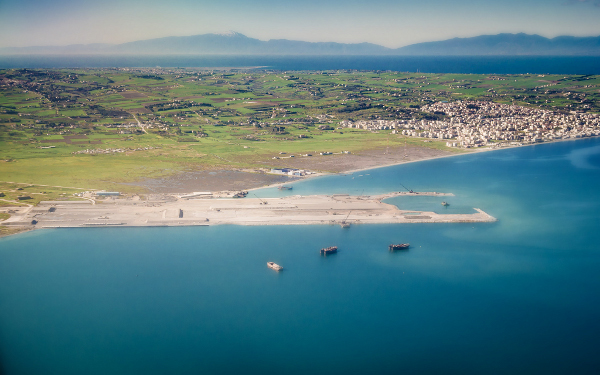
[2,192,497,229]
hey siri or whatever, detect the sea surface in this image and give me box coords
[1,55,600,74]
[1,138,600,375]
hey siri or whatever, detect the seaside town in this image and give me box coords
[340,100,600,148]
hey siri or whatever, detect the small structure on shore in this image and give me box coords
[278,186,293,190]
[441,201,449,206]
[179,192,212,199]
[95,191,121,197]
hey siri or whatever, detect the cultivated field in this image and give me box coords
[1,69,599,192]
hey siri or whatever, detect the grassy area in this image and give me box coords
[1,68,599,191]
[0,181,85,205]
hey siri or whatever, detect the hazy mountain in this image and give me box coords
[110,32,393,55]
[0,32,392,55]
[1,32,600,55]
[396,33,600,55]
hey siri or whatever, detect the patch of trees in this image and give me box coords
[344,85,364,92]
[338,102,387,114]
[338,102,373,113]
[137,75,164,80]
[88,105,131,118]
[13,69,48,78]
[271,126,287,134]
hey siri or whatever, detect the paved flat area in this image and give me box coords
[4,192,496,229]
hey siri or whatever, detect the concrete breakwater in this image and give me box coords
[2,192,496,229]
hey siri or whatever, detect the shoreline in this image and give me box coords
[249,135,600,192]
[0,226,35,239]
[2,136,598,239]
[324,135,600,176]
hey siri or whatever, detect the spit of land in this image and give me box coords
[3,192,496,229]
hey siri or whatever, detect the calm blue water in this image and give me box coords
[1,55,600,74]
[1,138,600,375]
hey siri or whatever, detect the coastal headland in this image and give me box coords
[2,69,598,236]
[2,192,495,229]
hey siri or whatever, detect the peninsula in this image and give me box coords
[2,69,599,236]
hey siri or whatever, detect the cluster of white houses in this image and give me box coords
[269,168,316,176]
[339,101,600,148]
[72,146,157,155]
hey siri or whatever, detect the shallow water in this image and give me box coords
[1,138,600,374]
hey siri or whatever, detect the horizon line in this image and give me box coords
[3,31,600,50]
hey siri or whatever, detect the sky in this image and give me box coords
[0,0,599,48]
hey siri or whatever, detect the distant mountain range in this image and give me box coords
[398,33,600,56]
[2,32,600,56]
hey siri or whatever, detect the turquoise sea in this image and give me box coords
[1,138,600,374]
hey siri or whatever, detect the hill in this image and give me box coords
[396,33,600,55]
[2,32,600,55]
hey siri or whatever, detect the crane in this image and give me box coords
[399,183,413,193]
[254,194,268,205]
[340,210,351,228]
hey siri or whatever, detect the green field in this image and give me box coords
[1,68,599,192]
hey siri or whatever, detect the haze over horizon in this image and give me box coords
[1,0,600,49]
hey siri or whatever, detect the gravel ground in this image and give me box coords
[261,145,455,173]
[128,146,458,193]
[130,170,295,193]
